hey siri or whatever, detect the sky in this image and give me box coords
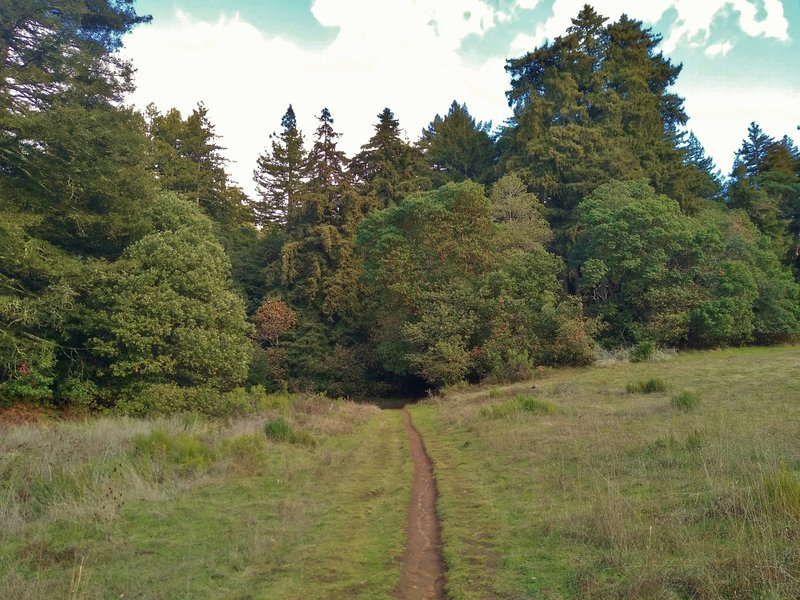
[123,0,800,196]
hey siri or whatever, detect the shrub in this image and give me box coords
[489,349,533,383]
[626,378,667,394]
[671,390,701,412]
[629,341,656,363]
[263,416,292,441]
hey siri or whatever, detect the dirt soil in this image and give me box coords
[395,409,447,599]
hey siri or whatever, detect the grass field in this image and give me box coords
[2,346,799,599]
[411,345,800,599]
[0,397,411,599]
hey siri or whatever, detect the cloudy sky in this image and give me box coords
[124,0,800,195]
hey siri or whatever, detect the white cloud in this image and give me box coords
[516,0,789,54]
[509,32,539,55]
[705,40,734,56]
[122,1,510,195]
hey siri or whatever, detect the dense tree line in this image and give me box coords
[1,3,798,410]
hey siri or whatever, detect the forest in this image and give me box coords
[2,1,799,413]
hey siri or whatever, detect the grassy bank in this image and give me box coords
[1,396,411,599]
[411,345,800,599]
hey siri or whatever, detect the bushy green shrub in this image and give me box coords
[629,341,656,363]
[116,384,291,417]
[671,390,701,412]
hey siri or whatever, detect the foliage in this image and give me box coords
[253,298,297,345]
[572,180,800,347]
[253,105,309,226]
[146,103,250,227]
[2,1,798,408]
[80,194,252,400]
[419,101,495,186]
[357,181,589,387]
[350,107,429,207]
[629,340,656,363]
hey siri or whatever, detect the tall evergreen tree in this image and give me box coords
[278,108,367,318]
[419,101,495,187]
[502,4,708,252]
[146,103,247,225]
[734,122,775,177]
[728,125,800,274]
[350,108,427,207]
[1,1,154,403]
[253,105,308,227]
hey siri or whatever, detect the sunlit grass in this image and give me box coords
[0,396,409,599]
[412,345,800,599]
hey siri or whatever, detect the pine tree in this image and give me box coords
[253,105,308,227]
[419,101,495,186]
[734,122,775,177]
[350,108,427,207]
[146,103,245,225]
[502,5,706,248]
[279,108,366,318]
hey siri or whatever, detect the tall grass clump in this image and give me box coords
[671,390,701,412]
[761,465,800,519]
[263,417,316,446]
[480,395,558,419]
[626,377,667,394]
[133,430,214,470]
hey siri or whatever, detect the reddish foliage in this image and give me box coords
[253,298,297,345]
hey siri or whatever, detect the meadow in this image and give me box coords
[1,345,799,599]
[0,396,410,599]
[412,345,800,598]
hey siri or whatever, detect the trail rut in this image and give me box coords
[395,409,447,600]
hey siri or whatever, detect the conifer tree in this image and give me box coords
[350,108,427,207]
[502,5,711,250]
[419,101,495,186]
[146,103,247,225]
[253,105,308,227]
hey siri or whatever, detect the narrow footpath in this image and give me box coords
[395,408,447,599]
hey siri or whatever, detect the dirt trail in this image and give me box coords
[395,409,447,600]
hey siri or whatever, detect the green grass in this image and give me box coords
[479,394,558,419]
[626,376,668,394]
[411,345,800,599]
[0,398,411,599]
[671,389,702,412]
